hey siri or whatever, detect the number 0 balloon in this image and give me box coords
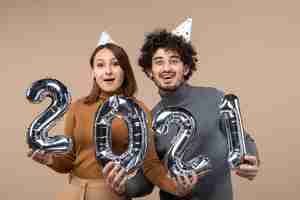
[94,96,148,173]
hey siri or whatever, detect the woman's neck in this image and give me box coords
[99,88,124,100]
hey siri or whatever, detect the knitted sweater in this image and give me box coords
[126,84,258,200]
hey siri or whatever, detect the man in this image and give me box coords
[105,21,260,200]
[135,26,259,199]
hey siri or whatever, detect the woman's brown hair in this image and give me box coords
[84,43,137,104]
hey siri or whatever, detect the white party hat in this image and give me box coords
[171,17,192,42]
[97,31,116,46]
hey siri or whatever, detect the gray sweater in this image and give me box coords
[126,84,258,200]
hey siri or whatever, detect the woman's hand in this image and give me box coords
[173,173,199,197]
[102,161,128,196]
[27,149,54,166]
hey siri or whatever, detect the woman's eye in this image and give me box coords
[96,63,104,68]
[112,61,120,66]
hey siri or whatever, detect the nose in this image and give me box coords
[161,62,172,72]
[104,64,113,74]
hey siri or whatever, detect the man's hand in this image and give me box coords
[235,155,259,181]
[102,161,128,196]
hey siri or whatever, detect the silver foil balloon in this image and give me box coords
[152,107,211,177]
[94,96,148,173]
[26,78,73,153]
[219,94,247,169]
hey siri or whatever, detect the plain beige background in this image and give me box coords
[1,0,299,199]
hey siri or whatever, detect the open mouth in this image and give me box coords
[161,73,175,80]
[104,78,115,83]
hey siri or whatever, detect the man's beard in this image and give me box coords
[153,79,182,93]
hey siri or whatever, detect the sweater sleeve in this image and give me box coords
[133,100,177,195]
[244,132,261,166]
[46,103,76,173]
[142,128,177,195]
[125,168,154,198]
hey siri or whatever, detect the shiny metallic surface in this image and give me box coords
[94,96,148,173]
[26,78,73,153]
[152,107,211,177]
[219,94,247,169]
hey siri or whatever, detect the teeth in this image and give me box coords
[162,75,173,79]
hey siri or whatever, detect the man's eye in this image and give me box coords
[155,60,164,65]
[170,59,180,65]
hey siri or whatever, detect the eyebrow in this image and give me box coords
[152,56,164,61]
[152,55,181,61]
[169,55,181,59]
[95,57,117,62]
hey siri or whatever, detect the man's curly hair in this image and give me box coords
[138,29,198,81]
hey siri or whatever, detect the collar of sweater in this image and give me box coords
[159,83,192,107]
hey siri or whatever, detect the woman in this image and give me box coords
[28,42,194,200]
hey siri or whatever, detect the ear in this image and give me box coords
[183,64,190,76]
[146,68,154,80]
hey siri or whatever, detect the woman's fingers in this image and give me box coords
[28,149,53,165]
